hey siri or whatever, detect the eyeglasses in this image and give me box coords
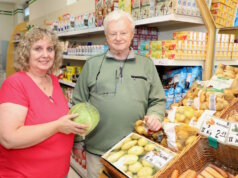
[95,51,129,95]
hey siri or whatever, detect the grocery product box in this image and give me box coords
[156,0,180,16]
[101,132,177,178]
[104,0,118,18]
[131,0,141,20]
[119,0,131,13]
[95,0,104,27]
[211,2,228,12]
[150,50,162,59]
[162,49,177,59]
[211,9,228,19]
[140,0,156,19]
[161,40,177,50]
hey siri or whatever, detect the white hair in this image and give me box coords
[103,10,135,34]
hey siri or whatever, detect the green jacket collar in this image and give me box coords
[106,48,136,61]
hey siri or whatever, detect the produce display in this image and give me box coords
[101,64,237,177]
[102,133,176,178]
[69,102,100,135]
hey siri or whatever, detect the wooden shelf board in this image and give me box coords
[58,14,204,37]
[63,55,89,60]
[59,79,76,87]
[152,59,205,68]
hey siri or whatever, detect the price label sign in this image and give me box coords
[227,122,238,146]
[207,76,234,89]
[158,60,169,65]
[143,149,175,169]
[200,115,230,143]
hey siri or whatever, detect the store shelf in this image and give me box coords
[59,79,76,87]
[70,156,87,178]
[215,60,238,66]
[58,26,104,37]
[58,14,204,37]
[218,26,238,34]
[63,55,89,60]
[13,40,20,43]
[135,14,204,27]
[62,55,205,67]
[152,59,205,68]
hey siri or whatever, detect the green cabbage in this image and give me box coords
[70,102,100,136]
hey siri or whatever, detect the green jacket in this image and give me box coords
[72,50,166,155]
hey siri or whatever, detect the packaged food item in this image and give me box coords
[168,106,196,124]
[134,119,165,143]
[163,122,198,151]
[194,88,230,111]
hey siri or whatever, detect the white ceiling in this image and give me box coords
[0,0,28,5]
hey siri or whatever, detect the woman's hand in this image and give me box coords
[56,114,88,135]
[144,114,162,131]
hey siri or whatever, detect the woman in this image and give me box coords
[0,27,88,178]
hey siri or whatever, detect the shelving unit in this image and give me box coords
[70,156,87,178]
[218,26,238,34]
[58,12,208,82]
[63,55,89,61]
[135,14,204,27]
[58,14,203,38]
[152,59,205,68]
[59,79,76,87]
[13,40,20,43]
[215,60,238,66]
[63,55,205,68]
[58,27,104,37]
[6,22,28,77]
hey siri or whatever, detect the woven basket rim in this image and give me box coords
[219,98,238,119]
[154,135,202,177]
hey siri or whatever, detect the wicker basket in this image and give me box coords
[219,98,238,120]
[155,136,238,178]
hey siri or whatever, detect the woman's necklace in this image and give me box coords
[27,72,53,102]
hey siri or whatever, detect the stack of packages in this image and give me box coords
[135,64,237,152]
[163,64,237,151]
[101,64,237,177]
[210,0,238,27]
[133,64,238,177]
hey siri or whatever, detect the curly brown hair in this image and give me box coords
[14,27,62,74]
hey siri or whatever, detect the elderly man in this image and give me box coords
[72,10,166,178]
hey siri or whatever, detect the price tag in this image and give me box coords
[226,122,238,146]
[158,60,169,65]
[200,115,230,143]
[207,76,233,89]
[189,110,216,129]
[143,149,175,169]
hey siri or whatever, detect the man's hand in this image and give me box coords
[144,115,162,131]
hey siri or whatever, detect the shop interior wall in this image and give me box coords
[0,3,14,41]
[28,0,104,44]
[29,0,95,28]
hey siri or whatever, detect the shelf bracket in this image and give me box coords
[196,0,216,80]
